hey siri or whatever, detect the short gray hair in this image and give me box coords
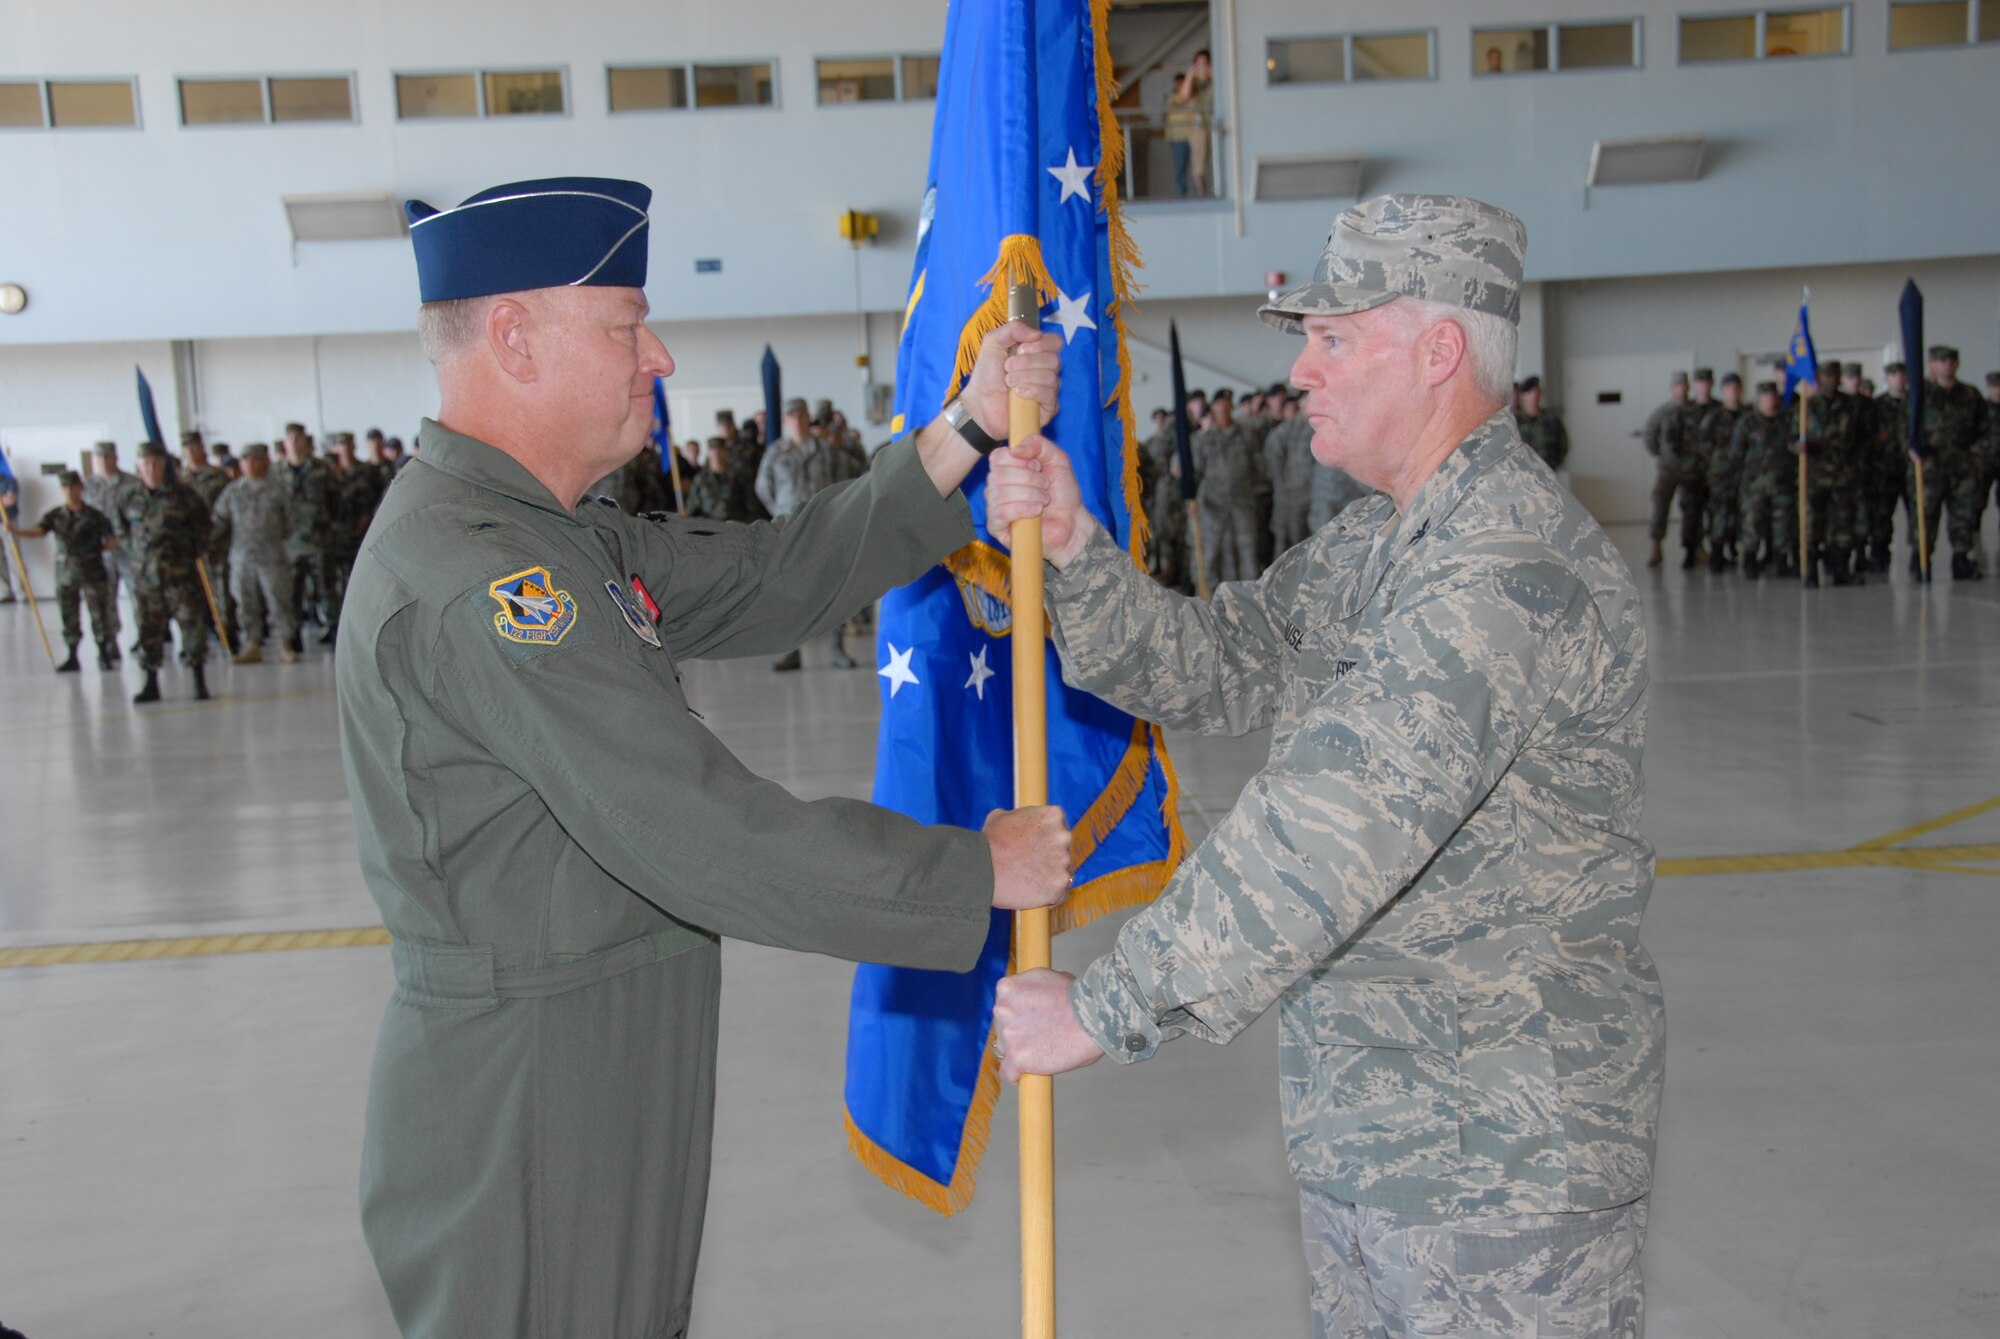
[1392,297,1518,404]
[416,297,490,366]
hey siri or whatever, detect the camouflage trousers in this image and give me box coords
[1303,1189,1647,1339]
[1804,473,1859,561]
[325,544,360,628]
[1859,459,1902,558]
[1200,502,1261,590]
[1738,472,1798,566]
[57,579,116,650]
[1272,498,1314,560]
[1903,456,1946,562]
[1933,447,1991,558]
[134,573,210,671]
[1648,454,1706,548]
[233,555,298,647]
[1704,455,1741,552]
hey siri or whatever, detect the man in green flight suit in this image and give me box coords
[336,177,1071,1339]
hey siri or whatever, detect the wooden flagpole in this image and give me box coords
[195,556,233,657]
[1187,501,1211,600]
[1913,457,1930,581]
[1004,283,1056,1339]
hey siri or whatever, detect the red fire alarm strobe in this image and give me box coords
[1264,271,1287,289]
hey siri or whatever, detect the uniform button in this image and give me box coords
[1124,1034,1146,1053]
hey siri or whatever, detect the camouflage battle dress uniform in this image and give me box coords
[211,468,297,652]
[1871,387,1911,572]
[124,473,214,671]
[36,501,118,660]
[1734,400,1798,577]
[281,452,335,628]
[1925,376,1990,577]
[1643,392,1706,559]
[327,460,388,632]
[84,461,144,637]
[1515,409,1569,473]
[681,464,732,521]
[1267,412,1321,555]
[1699,399,1747,567]
[1142,424,1190,591]
[1048,413,1661,1336]
[182,458,236,641]
[1803,388,1863,584]
[1194,418,1265,588]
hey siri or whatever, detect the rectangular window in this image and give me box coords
[397,72,477,119]
[484,69,565,116]
[48,79,137,127]
[1765,8,1848,57]
[692,62,774,108]
[1350,32,1433,80]
[1559,21,1639,68]
[1982,0,2000,39]
[269,76,353,123]
[609,65,688,112]
[1680,15,1759,61]
[180,78,264,125]
[817,57,896,104]
[1267,36,1347,84]
[1890,2,1970,46]
[900,54,941,100]
[0,81,45,128]
[1474,28,1551,74]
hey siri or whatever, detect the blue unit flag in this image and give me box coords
[1782,292,1818,406]
[843,0,1187,1213]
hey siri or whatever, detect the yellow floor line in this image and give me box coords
[6,840,1999,971]
[1848,795,2000,852]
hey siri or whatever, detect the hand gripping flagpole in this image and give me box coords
[1004,282,1057,1339]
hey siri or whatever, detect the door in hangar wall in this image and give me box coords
[1559,352,1695,527]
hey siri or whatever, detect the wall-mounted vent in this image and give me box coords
[1586,135,1706,188]
[282,192,408,244]
[1253,152,1365,203]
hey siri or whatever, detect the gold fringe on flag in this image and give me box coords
[945,235,1059,407]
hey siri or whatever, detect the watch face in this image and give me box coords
[0,284,24,315]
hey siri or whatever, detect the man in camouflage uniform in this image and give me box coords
[990,194,1661,1339]
[126,441,214,703]
[757,399,825,671]
[1642,370,1701,569]
[683,440,734,520]
[6,470,117,671]
[1801,360,1864,586]
[324,433,385,645]
[364,429,400,494]
[1701,373,1747,572]
[213,444,299,665]
[1140,408,1192,593]
[180,431,236,646]
[1512,375,1568,473]
[1872,364,1914,575]
[1922,346,1987,580]
[1838,366,1881,574]
[84,440,144,651]
[1734,380,1798,578]
[278,423,333,644]
[1985,371,2000,520]
[1194,389,1264,588]
[1266,395,1320,556]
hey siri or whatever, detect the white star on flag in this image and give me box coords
[964,646,995,700]
[1049,289,1095,345]
[879,643,921,699]
[1048,147,1093,205]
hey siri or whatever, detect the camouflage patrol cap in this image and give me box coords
[1884,361,1906,375]
[1755,380,1779,395]
[58,470,83,488]
[1692,367,1714,382]
[1819,359,1842,376]
[1928,345,1958,361]
[1986,371,2000,387]
[243,443,270,458]
[1259,194,1526,333]
[180,430,204,446]
[1721,371,1741,386]
[93,440,118,456]
[1669,371,1688,386]
[137,441,168,459]
[784,397,808,415]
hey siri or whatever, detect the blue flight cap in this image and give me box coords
[405,177,652,303]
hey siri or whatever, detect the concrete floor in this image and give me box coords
[3,522,1999,1338]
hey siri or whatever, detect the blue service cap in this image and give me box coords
[406,177,651,303]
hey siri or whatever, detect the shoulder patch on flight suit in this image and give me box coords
[488,566,578,645]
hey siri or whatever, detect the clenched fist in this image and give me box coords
[984,806,1072,911]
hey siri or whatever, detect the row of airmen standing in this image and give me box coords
[1645,347,1999,585]
[4,426,403,701]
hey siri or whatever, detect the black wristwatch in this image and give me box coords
[943,397,1003,456]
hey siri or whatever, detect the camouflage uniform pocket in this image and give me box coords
[1305,980,1462,1185]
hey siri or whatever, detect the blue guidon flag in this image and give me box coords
[1782,289,1817,406]
[844,0,1187,1214]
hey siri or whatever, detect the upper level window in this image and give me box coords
[396,69,566,120]
[609,66,689,112]
[901,54,942,100]
[1475,20,1640,74]
[178,75,355,126]
[0,81,47,128]
[1679,8,1850,61]
[818,57,896,103]
[1888,1,1998,45]
[47,79,139,127]
[1266,30,1434,85]
[692,62,776,108]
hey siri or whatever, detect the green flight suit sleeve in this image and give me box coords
[624,434,975,662]
[1041,522,1301,736]
[1064,533,1599,1060]
[420,574,997,969]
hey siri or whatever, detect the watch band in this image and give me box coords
[943,398,1003,456]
